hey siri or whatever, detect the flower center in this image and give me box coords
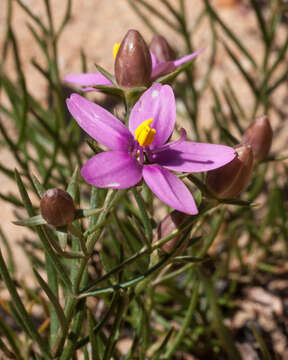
[135,119,156,147]
[113,43,120,59]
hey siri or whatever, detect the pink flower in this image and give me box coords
[66,84,235,214]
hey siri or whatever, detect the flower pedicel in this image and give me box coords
[66,84,235,214]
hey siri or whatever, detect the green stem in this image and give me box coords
[163,278,199,359]
[103,291,129,360]
[197,267,241,360]
[132,188,152,243]
[53,189,123,356]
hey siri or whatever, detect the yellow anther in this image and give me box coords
[135,119,156,147]
[113,43,120,59]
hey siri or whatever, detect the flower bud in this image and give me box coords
[40,189,76,227]
[242,115,273,163]
[153,211,189,253]
[206,144,253,199]
[114,29,152,88]
[149,35,176,63]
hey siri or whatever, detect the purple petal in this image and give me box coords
[143,164,198,214]
[81,151,143,189]
[150,61,176,80]
[152,128,186,153]
[65,73,113,86]
[129,84,175,149]
[66,94,133,151]
[150,51,158,69]
[154,141,236,173]
[81,85,115,93]
[173,48,205,67]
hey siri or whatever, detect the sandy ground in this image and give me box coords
[0,0,287,279]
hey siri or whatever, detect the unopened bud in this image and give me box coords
[149,35,176,63]
[206,144,253,199]
[114,29,152,88]
[242,115,273,163]
[153,211,189,253]
[40,189,76,227]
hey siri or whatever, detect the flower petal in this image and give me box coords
[66,94,133,151]
[173,48,205,68]
[129,84,175,148]
[154,141,236,173]
[150,61,176,80]
[150,51,158,68]
[81,151,143,189]
[65,73,113,86]
[143,164,198,214]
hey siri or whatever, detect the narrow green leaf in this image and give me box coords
[197,266,241,360]
[8,27,29,146]
[250,0,270,45]
[103,292,128,360]
[222,87,243,134]
[204,0,257,68]
[0,249,50,358]
[267,66,288,95]
[45,251,60,350]
[0,335,17,359]
[163,279,199,359]
[32,175,45,198]
[128,0,158,33]
[156,58,199,84]
[132,188,152,243]
[0,227,15,275]
[33,268,67,335]
[56,0,72,40]
[0,316,23,359]
[225,79,247,121]
[59,299,86,360]
[250,322,272,360]
[94,64,117,86]
[88,311,99,360]
[91,84,123,97]
[222,41,258,95]
[134,0,180,32]
[76,293,119,350]
[13,214,46,227]
[16,0,48,34]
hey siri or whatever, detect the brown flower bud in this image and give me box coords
[153,211,189,253]
[242,115,273,163]
[206,144,253,199]
[149,35,176,63]
[40,189,76,227]
[114,29,152,88]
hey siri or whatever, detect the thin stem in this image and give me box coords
[197,266,241,360]
[163,278,199,359]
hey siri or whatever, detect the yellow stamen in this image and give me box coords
[113,43,120,59]
[135,119,156,147]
